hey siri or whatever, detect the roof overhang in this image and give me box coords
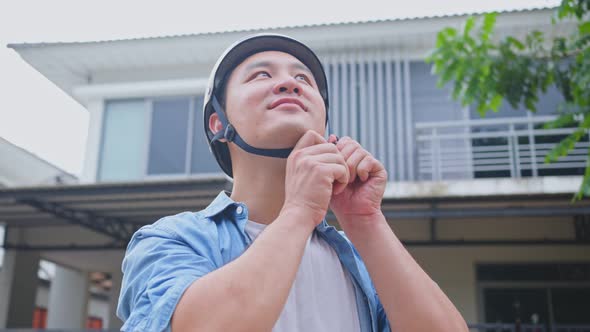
[6,8,569,106]
[0,177,229,248]
[2,177,590,250]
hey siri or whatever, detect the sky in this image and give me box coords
[0,0,561,177]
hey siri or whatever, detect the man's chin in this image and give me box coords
[274,125,324,145]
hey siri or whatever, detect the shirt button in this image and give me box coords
[236,205,244,214]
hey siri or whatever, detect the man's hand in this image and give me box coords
[325,136,468,332]
[282,130,350,229]
[328,135,387,229]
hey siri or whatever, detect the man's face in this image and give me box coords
[219,51,326,149]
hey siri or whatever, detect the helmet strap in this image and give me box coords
[210,95,293,158]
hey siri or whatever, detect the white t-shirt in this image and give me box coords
[244,220,361,332]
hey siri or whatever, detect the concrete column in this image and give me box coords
[0,228,40,328]
[46,265,89,328]
[108,269,123,330]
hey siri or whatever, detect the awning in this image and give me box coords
[0,177,229,249]
[1,178,590,249]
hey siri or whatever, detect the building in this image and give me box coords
[2,7,589,330]
[0,138,109,328]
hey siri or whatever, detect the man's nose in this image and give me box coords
[273,77,302,95]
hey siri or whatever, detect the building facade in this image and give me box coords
[4,7,590,330]
[0,138,111,328]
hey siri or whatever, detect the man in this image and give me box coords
[117,34,468,332]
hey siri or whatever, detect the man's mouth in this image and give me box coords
[269,98,307,111]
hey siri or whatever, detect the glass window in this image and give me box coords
[469,86,564,120]
[551,287,590,324]
[191,95,222,174]
[147,99,190,175]
[411,62,464,123]
[0,225,4,266]
[483,288,550,326]
[99,100,147,181]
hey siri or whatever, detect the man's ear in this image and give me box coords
[209,113,227,142]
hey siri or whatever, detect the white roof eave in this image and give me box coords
[7,7,561,106]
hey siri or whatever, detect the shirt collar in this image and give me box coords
[201,190,331,231]
[202,191,238,218]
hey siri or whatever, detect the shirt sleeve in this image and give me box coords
[117,224,216,332]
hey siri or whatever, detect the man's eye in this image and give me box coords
[295,74,310,83]
[254,71,270,79]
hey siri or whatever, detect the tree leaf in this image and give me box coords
[544,128,585,163]
[543,113,576,129]
[463,17,475,37]
[427,0,590,199]
[575,147,590,201]
[482,13,497,42]
[490,94,503,112]
[506,36,525,51]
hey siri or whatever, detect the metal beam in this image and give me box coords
[2,243,127,251]
[18,198,136,242]
[326,205,590,220]
[0,177,227,201]
[380,206,590,219]
[402,239,590,246]
[430,218,437,241]
[574,214,590,241]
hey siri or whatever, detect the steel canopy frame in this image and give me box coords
[0,178,228,250]
[1,178,590,250]
[17,198,135,242]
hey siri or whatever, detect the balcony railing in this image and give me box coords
[468,323,590,331]
[416,115,589,181]
[1,324,589,332]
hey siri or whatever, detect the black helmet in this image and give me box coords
[203,33,330,178]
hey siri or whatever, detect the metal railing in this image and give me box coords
[1,324,589,332]
[468,323,590,332]
[469,323,542,331]
[0,330,118,332]
[416,116,589,181]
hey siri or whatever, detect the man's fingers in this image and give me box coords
[339,141,360,160]
[346,148,367,183]
[292,130,326,152]
[328,134,338,144]
[299,142,340,156]
[307,154,350,184]
[320,164,349,196]
[357,155,378,182]
[335,136,353,150]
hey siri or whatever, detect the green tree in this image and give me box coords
[427,0,590,199]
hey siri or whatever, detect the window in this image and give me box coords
[148,99,190,175]
[410,61,465,123]
[0,225,4,266]
[99,100,147,181]
[478,263,590,328]
[99,96,220,182]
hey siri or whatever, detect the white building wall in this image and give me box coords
[81,99,104,183]
[36,285,110,326]
[409,246,590,323]
[46,266,89,328]
[87,296,110,327]
[35,285,48,308]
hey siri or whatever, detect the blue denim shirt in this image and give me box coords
[117,191,391,332]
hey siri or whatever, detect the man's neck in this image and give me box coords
[230,157,287,225]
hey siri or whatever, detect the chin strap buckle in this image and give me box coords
[223,124,236,142]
